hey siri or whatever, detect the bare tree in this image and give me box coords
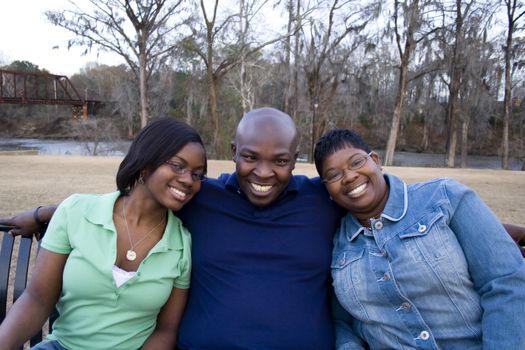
[459,23,498,167]
[111,66,141,136]
[412,42,442,153]
[302,0,380,161]
[383,0,441,166]
[440,0,501,167]
[442,0,469,167]
[182,0,293,156]
[236,0,277,112]
[282,0,303,119]
[501,0,525,169]
[46,0,187,129]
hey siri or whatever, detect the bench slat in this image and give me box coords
[0,228,52,348]
[0,233,15,321]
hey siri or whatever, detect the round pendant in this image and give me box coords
[126,249,137,261]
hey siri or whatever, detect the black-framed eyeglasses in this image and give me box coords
[164,160,207,182]
[322,152,372,184]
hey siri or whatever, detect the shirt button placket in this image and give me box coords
[396,302,411,311]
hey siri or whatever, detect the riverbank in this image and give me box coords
[1,138,523,170]
[1,154,524,226]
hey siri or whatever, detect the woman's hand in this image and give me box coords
[0,210,40,237]
[504,223,525,257]
[0,205,57,238]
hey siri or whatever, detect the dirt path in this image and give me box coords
[1,155,524,226]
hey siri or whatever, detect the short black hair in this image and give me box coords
[116,117,206,194]
[314,128,371,176]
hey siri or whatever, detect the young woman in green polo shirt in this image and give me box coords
[0,118,207,350]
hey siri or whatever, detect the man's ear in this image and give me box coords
[231,141,237,162]
[291,151,299,169]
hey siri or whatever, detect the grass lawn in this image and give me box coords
[1,154,524,226]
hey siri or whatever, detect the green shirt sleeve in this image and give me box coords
[173,225,192,289]
[40,194,80,254]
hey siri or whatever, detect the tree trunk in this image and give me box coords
[283,0,294,113]
[502,92,510,169]
[139,49,149,128]
[310,100,317,162]
[207,73,220,157]
[384,0,418,166]
[202,0,221,157]
[421,120,429,152]
[445,1,463,168]
[445,92,459,168]
[291,0,301,120]
[239,0,248,114]
[502,1,515,170]
[521,113,525,171]
[460,112,470,168]
[186,86,194,126]
[384,61,409,166]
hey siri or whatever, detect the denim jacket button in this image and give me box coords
[383,273,390,281]
[419,330,430,340]
[401,302,411,309]
[418,224,427,233]
[374,221,383,230]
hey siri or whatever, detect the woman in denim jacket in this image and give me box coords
[314,128,525,350]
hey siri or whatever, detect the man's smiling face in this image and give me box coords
[232,108,298,207]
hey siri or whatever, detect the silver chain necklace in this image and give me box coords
[122,197,165,261]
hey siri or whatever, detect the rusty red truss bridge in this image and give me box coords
[0,69,102,119]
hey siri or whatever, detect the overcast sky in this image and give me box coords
[0,0,122,76]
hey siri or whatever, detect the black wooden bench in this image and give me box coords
[0,225,57,349]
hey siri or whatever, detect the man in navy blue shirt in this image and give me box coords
[176,107,342,349]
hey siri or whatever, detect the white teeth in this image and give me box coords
[251,183,272,193]
[170,186,187,199]
[348,183,367,197]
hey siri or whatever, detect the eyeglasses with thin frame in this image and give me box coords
[164,160,207,182]
[322,151,373,184]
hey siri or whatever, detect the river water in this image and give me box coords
[0,138,522,170]
[0,138,131,157]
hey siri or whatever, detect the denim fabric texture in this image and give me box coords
[30,340,68,350]
[332,174,525,350]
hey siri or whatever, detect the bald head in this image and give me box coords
[235,107,298,150]
[232,107,299,207]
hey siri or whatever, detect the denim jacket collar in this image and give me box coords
[345,173,408,242]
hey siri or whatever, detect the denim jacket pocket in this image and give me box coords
[331,249,370,321]
[398,210,449,263]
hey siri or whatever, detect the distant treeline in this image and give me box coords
[0,0,524,168]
